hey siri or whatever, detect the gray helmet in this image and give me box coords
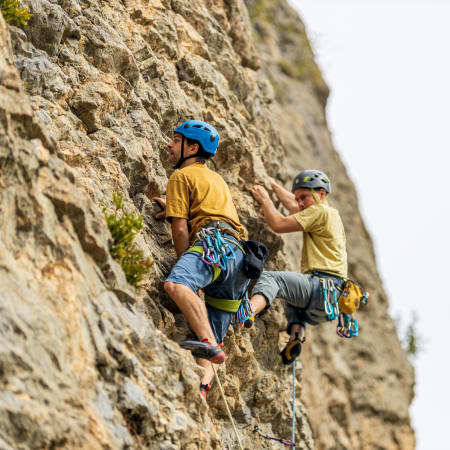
[292,170,331,194]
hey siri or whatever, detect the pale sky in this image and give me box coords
[291,1,450,449]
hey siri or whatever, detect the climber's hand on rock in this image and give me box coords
[152,197,166,220]
[268,177,278,190]
[250,185,270,205]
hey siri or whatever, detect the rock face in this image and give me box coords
[0,0,414,449]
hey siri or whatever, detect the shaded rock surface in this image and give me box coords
[0,0,414,449]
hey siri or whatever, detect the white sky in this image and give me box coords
[290,1,450,449]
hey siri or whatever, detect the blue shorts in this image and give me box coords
[166,234,249,343]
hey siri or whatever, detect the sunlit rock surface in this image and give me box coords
[0,0,414,448]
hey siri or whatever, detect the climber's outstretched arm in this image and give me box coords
[269,177,299,214]
[250,185,303,234]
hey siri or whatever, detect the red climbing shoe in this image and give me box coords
[180,339,226,364]
[200,383,211,400]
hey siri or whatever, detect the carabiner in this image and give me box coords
[207,247,218,264]
[217,253,227,271]
[327,278,335,291]
[323,292,333,317]
[336,326,346,338]
[225,242,236,259]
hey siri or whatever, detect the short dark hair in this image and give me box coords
[186,137,212,162]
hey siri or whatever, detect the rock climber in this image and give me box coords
[153,120,249,400]
[247,170,348,364]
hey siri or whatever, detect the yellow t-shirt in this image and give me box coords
[165,163,246,243]
[294,203,348,279]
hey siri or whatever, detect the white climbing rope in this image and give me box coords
[212,364,244,450]
[291,360,296,445]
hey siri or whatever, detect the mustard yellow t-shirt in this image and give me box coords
[165,163,246,243]
[294,203,348,279]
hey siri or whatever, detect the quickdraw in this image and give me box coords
[231,292,254,327]
[321,278,339,321]
[196,227,236,271]
[336,313,359,338]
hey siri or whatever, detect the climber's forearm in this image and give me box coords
[260,198,303,233]
[171,218,190,258]
[270,180,299,214]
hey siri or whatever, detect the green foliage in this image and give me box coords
[247,0,277,22]
[397,310,424,358]
[403,311,424,358]
[276,55,328,104]
[277,30,326,83]
[0,0,33,27]
[102,193,153,291]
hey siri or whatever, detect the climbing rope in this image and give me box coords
[291,360,296,446]
[212,364,244,450]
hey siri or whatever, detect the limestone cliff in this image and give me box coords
[0,0,414,449]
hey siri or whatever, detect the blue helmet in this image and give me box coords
[174,120,219,155]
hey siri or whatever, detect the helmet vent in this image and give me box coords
[173,120,219,157]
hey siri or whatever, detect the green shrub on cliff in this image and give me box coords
[102,193,153,290]
[0,0,33,27]
[403,311,424,358]
[247,0,279,22]
[396,310,425,358]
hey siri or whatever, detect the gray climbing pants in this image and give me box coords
[251,271,328,331]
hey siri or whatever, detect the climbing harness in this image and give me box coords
[252,425,295,447]
[212,364,244,450]
[187,226,248,314]
[317,274,368,339]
